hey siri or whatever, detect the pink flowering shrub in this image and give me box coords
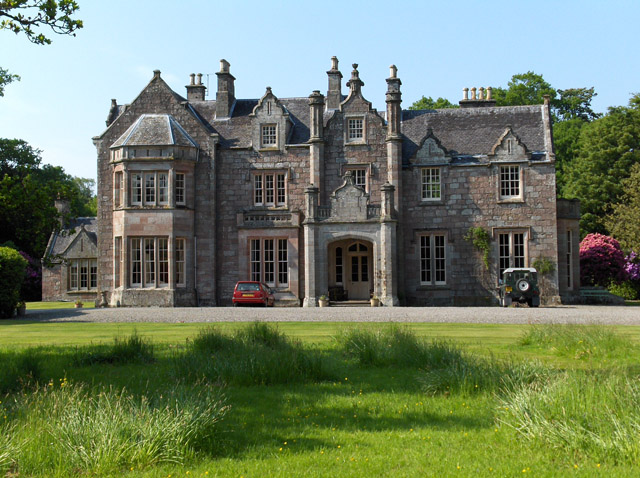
[579,233,627,286]
[626,252,640,281]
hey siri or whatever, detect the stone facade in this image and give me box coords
[52,57,580,307]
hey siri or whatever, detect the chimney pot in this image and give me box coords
[487,87,492,100]
[219,59,230,73]
[471,87,477,100]
[197,73,202,85]
[463,88,469,100]
[330,56,339,71]
[190,73,195,85]
[479,87,485,100]
[389,64,397,78]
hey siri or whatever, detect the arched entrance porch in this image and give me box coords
[327,239,373,301]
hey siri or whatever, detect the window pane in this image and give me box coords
[351,256,359,282]
[175,173,185,205]
[277,173,286,205]
[500,166,520,198]
[158,173,168,204]
[422,168,441,200]
[434,235,446,283]
[335,247,343,284]
[262,125,277,146]
[254,175,263,205]
[70,260,78,290]
[264,239,275,285]
[90,260,98,289]
[114,172,122,207]
[499,234,510,278]
[265,174,274,205]
[145,173,155,204]
[114,237,121,288]
[348,118,363,140]
[353,169,366,190]
[80,260,88,289]
[131,238,142,286]
[278,239,288,286]
[250,239,261,282]
[144,238,155,286]
[361,256,368,282]
[158,238,168,285]
[132,173,142,205]
[420,235,431,283]
[513,233,525,268]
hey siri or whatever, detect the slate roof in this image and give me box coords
[401,105,547,164]
[111,114,199,148]
[44,218,97,260]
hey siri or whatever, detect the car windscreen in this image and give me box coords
[237,283,260,291]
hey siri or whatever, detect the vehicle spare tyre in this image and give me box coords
[516,279,530,292]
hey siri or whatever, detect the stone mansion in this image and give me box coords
[42,57,580,306]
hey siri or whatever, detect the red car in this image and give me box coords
[232,281,275,307]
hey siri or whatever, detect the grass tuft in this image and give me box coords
[499,369,640,464]
[175,323,335,386]
[73,331,155,366]
[519,324,636,360]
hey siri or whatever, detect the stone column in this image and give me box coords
[385,65,402,215]
[308,91,325,200]
[303,186,319,307]
[380,183,399,306]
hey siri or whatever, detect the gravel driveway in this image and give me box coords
[21,305,640,325]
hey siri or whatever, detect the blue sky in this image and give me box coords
[0,0,637,181]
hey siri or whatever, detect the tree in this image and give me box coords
[605,163,640,252]
[0,1,83,96]
[409,96,458,110]
[555,87,601,122]
[0,138,96,258]
[579,233,626,287]
[0,246,27,318]
[562,94,640,234]
[492,71,557,108]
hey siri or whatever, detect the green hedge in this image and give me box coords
[0,247,27,318]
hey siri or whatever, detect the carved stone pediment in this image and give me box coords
[411,128,450,164]
[490,127,529,161]
[330,171,370,221]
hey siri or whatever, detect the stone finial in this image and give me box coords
[330,56,339,71]
[153,70,161,79]
[463,88,469,100]
[189,73,195,85]
[346,63,364,93]
[196,73,202,86]
[389,64,397,79]
[487,87,493,100]
[479,87,485,100]
[266,86,272,94]
[111,98,117,108]
[543,94,550,106]
[471,87,477,100]
[219,59,230,73]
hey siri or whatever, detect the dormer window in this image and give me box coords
[261,125,277,148]
[347,117,364,142]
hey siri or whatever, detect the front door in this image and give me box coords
[346,242,371,300]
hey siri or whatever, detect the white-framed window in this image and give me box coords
[261,124,277,147]
[253,171,286,206]
[131,173,143,205]
[347,117,364,143]
[129,237,169,288]
[158,173,168,205]
[68,259,98,291]
[175,238,185,287]
[144,173,156,205]
[249,237,289,287]
[421,167,441,201]
[498,231,526,279]
[499,165,521,199]
[567,229,573,290]
[175,172,186,206]
[344,166,368,192]
[420,234,446,285]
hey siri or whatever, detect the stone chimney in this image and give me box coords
[459,86,496,108]
[186,73,206,101]
[54,194,70,227]
[326,56,343,110]
[106,99,119,127]
[385,64,402,140]
[309,90,325,141]
[216,59,236,118]
[346,63,364,97]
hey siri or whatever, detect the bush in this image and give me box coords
[73,332,155,366]
[608,280,639,300]
[579,233,626,286]
[0,247,27,318]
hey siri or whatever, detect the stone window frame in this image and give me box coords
[342,164,371,192]
[420,167,442,202]
[249,237,289,288]
[345,115,366,145]
[175,172,186,206]
[494,228,529,280]
[68,258,97,291]
[128,170,172,207]
[419,232,447,286]
[252,170,288,208]
[261,124,278,149]
[497,164,525,203]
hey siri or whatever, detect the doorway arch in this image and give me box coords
[328,239,373,300]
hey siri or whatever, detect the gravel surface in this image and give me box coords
[21,305,640,325]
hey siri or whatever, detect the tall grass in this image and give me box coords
[73,331,154,366]
[6,381,228,475]
[174,323,335,386]
[519,324,636,360]
[338,325,462,367]
[0,348,42,393]
[499,369,640,464]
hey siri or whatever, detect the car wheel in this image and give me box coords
[516,279,530,293]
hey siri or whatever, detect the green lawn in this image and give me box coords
[1,321,639,477]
